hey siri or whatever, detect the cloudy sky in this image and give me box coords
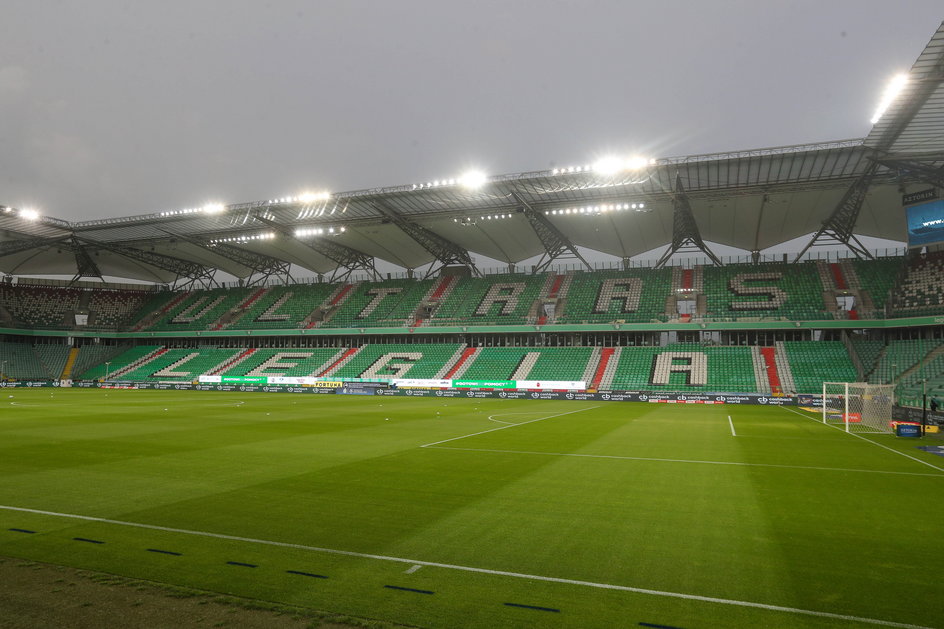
[1,1,941,223]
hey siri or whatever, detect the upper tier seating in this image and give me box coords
[0,256,939,334]
[0,285,81,328]
[848,257,902,312]
[426,274,546,326]
[890,251,944,317]
[701,262,828,320]
[229,284,338,330]
[557,269,672,323]
[320,279,433,328]
[144,288,256,331]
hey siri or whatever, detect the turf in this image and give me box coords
[1,389,942,629]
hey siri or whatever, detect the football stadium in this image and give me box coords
[2,16,944,629]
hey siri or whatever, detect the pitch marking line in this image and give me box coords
[727,415,737,437]
[782,406,944,474]
[487,412,545,425]
[424,446,944,478]
[0,504,931,629]
[420,405,600,448]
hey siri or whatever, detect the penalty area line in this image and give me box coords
[0,504,932,629]
[419,405,600,448]
[728,415,737,437]
[782,406,944,474]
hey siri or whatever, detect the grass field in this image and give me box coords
[1,388,942,629]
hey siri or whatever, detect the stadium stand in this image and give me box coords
[848,257,903,316]
[781,341,857,394]
[556,268,673,323]
[427,274,546,326]
[458,347,594,381]
[228,283,338,330]
[0,341,54,379]
[890,251,944,316]
[701,262,829,320]
[606,344,757,392]
[220,347,346,378]
[329,343,464,379]
[320,278,433,328]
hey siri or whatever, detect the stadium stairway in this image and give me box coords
[590,347,616,390]
[132,292,191,331]
[108,346,168,379]
[318,347,359,376]
[59,347,80,380]
[211,287,271,330]
[759,347,783,395]
[443,347,478,379]
[208,348,257,375]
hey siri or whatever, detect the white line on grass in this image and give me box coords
[419,405,600,448]
[727,415,737,437]
[423,445,944,478]
[404,564,423,574]
[782,406,944,474]
[0,503,931,629]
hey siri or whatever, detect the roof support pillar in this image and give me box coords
[513,192,592,274]
[794,161,879,262]
[655,174,722,268]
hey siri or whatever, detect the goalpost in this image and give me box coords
[821,382,895,433]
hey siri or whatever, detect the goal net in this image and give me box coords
[821,382,895,433]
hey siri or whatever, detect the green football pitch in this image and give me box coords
[1,388,942,629]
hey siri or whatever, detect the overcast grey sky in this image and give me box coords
[1,1,941,223]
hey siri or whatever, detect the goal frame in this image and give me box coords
[821,382,896,433]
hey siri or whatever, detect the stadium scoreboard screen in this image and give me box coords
[904,188,944,248]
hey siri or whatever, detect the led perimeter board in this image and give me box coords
[904,189,944,248]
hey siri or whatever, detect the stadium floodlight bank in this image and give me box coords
[821,382,895,433]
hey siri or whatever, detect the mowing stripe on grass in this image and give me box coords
[782,407,944,473]
[504,602,560,612]
[0,503,932,629]
[727,415,736,437]
[424,445,944,478]
[384,585,434,595]
[419,406,600,448]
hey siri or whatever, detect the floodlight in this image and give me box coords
[625,156,650,170]
[19,208,40,221]
[870,73,909,124]
[202,203,225,214]
[460,170,488,189]
[298,191,331,203]
[593,156,624,175]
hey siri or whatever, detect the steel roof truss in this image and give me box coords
[794,161,880,261]
[655,174,722,268]
[513,192,591,274]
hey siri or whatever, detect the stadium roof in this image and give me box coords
[2,21,943,285]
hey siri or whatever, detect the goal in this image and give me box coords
[821,382,895,433]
